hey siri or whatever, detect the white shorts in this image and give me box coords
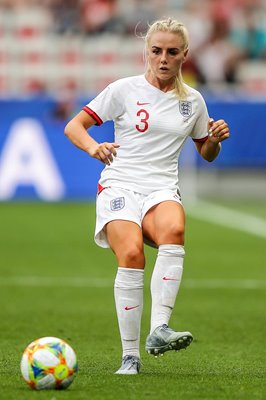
[94,186,182,248]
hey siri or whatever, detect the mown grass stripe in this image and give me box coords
[187,201,266,239]
[1,276,266,289]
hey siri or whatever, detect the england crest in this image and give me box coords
[179,101,192,118]
[110,197,125,211]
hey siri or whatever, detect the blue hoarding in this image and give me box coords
[0,98,265,201]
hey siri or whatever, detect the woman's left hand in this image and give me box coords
[208,118,230,143]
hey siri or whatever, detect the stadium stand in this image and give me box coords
[0,0,265,96]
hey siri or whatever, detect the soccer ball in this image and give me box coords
[20,336,78,390]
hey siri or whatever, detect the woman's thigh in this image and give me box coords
[95,187,142,248]
[106,220,145,268]
[142,201,185,246]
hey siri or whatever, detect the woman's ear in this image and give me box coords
[183,48,189,62]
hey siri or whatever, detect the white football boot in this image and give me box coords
[145,324,193,356]
[115,355,141,375]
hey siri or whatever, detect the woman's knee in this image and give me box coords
[115,243,145,268]
[143,200,185,246]
[156,223,185,245]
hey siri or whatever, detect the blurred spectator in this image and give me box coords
[52,79,78,120]
[80,0,124,35]
[230,6,266,60]
[118,0,160,36]
[194,17,240,84]
[44,0,81,35]
[182,54,205,88]
[168,0,212,52]
[52,99,75,120]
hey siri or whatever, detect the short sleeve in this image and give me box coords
[83,82,124,125]
[190,92,209,143]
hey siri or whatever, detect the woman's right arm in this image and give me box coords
[64,110,119,165]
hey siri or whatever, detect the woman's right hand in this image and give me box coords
[88,142,120,165]
[65,112,120,165]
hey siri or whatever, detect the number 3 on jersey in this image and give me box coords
[136,109,149,133]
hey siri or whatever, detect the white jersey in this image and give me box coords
[83,74,209,195]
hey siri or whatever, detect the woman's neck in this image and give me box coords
[145,71,175,93]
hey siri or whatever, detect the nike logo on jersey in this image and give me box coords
[137,101,150,105]
[124,305,140,311]
[163,277,179,281]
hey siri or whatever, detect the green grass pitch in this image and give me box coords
[0,201,265,400]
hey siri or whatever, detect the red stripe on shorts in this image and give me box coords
[97,183,106,195]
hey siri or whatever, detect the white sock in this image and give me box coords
[114,267,144,358]
[150,244,185,334]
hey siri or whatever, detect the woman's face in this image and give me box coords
[146,31,188,82]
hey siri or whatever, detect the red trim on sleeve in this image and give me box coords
[193,135,208,143]
[82,106,103,126]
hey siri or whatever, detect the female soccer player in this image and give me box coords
[65,18,230,375]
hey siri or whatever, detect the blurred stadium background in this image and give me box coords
[0,2,266,398]
[0,0,266,202]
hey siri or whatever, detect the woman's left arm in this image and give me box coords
[195,118,230,162]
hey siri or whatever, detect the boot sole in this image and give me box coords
[146,333,193,356]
